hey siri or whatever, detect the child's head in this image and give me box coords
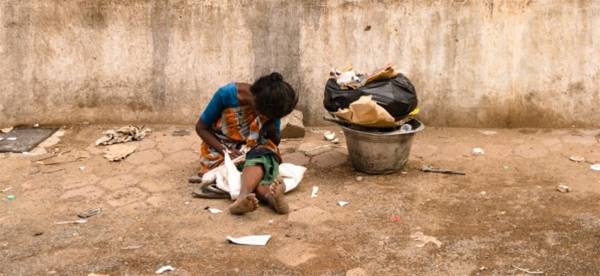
[250,72,298,120]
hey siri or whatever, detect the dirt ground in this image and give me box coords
[1,124,600,275]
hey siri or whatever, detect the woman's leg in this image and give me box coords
[228,165,263,215]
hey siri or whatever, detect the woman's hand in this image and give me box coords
[227,147,243,159]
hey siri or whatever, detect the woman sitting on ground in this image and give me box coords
[194,72,298,215]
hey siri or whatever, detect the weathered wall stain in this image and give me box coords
[150,0,170,109]
[0,0,598,127]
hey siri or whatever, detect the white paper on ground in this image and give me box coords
[311,186,319,198]
[226,235,271,246]
[279,163,307,192]
[215,152,307,200]
[337,200,349,207]
[207,207,223,214]
[155,265,175,274]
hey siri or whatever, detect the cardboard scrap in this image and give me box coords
[104,144,136,161]
[334,95,396,127]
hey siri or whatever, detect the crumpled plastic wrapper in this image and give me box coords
[95,125,150,146]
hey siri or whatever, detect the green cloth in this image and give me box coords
[236,154,280,185]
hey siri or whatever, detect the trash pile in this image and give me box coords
[323,65,423,174]
[324,64,419,130]
[95,125,151,162]
[95,125,150,146]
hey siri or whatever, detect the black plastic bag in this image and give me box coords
[323,73,418,119]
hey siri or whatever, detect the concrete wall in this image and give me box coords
[1,0,599,127]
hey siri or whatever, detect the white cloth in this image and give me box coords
[205,152,306,200]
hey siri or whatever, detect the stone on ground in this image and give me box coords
[280,110,305,138]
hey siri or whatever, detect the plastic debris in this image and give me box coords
[324,131,336,141]
[331,137,340,144]
[355,176,364,182]
[7,194,16,201]
[205,207,223,214]
[390,215,401,222]
[556,184,571,193]
[472,147,485,156]
[226,235,271,246]
[420,164,465,175]
[310,186,319,198]
[1,127,13,133]
[33,123,39,127]
[337,201,349,207]
[591,164,600,172]
[55,219,88,225]
[78,208,102,219]
[155,265,175,274]
[96,125,150,146]
[411,231,442,248]
[6,137,17,141]
[79,166,86,171]
[569,156,585,162]
[1,187,12,193]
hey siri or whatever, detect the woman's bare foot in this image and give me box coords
[268,179,289,214]
[229,193,259,215]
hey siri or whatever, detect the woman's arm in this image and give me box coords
[195,119,225,154]
[265,120,281,146]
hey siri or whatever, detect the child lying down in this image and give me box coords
[194,72,298,215]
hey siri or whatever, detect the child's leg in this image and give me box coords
[255,179,289,215]
[228,165,263,215]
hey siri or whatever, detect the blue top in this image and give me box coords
[200,83,281,137]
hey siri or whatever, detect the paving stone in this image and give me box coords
[346,267,368,276]
[282,152,310,166]
[134,163,171,176]
[288,206,331,225]
[24,188,61,201]
[164,151,199,165]
[157,139,191,154]
[280,110,305,138]
[311,150,348,168]
[61,185,104,200]
[126,149,163,165]
[146,195,167,207]
[115,201,150,214]
[298,142,332,157]
[99,174,140,191]
[562,135,597,146]
[61,174,101,190]
[514,144,549,159]
[136,139,157,150]
[275,242,316,267]
[139,180,175,193]
[107,187,148,207]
